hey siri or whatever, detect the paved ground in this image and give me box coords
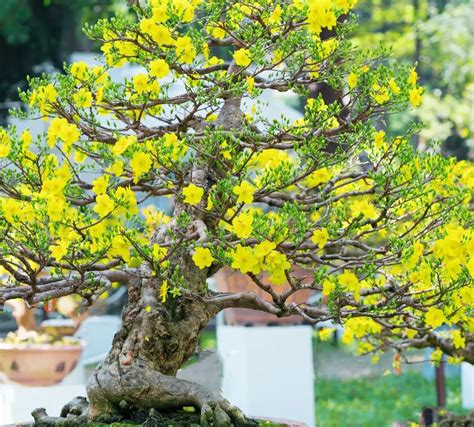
[177,350,222,392]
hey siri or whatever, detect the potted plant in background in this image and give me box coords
[0,299,84,386]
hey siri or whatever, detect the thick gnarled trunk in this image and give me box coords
[87,274,215,416]
[33,272,253,425]
[32,93,250,426]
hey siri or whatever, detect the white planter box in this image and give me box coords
[217,325,315,426]
[461,362,474,409]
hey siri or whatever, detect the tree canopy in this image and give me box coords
[0,1,473,421]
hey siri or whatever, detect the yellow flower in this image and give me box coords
[109,235,131,262]
[47,117,67,147]
[92,175,110,195]
[20,129,32,149]
[111,160,124,176]
[409,86,423,108]
[254,240,277,261]
[142,205,170,230]
[70,61,89,80]
[192,247,215,269]
[232,211,254,239]
[93,194,115,217]
[308,1,337,34]
[112,135,137,156]
[388,78,400,95]
[0,129,10,158]
[306,168,331,188]
[319,328,335,341]
[41,84,58,105]
[74,150,86,163]
[347,72,357,89]
[268,5,282,25]
[130,151,152,183]
[175,36,196,64]
[152,243,167,261]
[59,123,80,146]
[73,88,93,108]
[149,58,170,78]
[372,85,390,104]
[207,25,226,39]
[374,130,385,149]
[351,198,378,220]
[246,76,255,94]
[233,48,251,67]
[338,270,359,291]
[408,68,418,86]
[133,73,149,94]
[50,242,69,261]
[431,347,443,364]
[233,181,255,205]
[160,280,168,303]
[182,183,204,205]
[322,279,335,296]
[141,22,173,46]
[459,287,474,305]
[115,186,138,215]
[272,50,282,65]
[311,228,329,249]
[335,0,358,13]
[451,330,465,349]
[231,245,258,273]
[425,307,446,329]
[265,250,291,285]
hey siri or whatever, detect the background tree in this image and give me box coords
[0,0,473,424]
[354,0,474,158]
[0,0,122,123]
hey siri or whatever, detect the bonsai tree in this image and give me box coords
[0,0,473,424]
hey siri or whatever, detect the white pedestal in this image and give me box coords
[461,362,474,409]
[217,325,315,426]
[0,378,86,424]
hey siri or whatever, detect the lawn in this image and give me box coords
[199,329,466,426]
[315,370,464,426]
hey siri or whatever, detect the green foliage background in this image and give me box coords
[355,0,473,159]
[0,0,120,122]
[1,0,472,158]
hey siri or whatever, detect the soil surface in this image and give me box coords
[85,410,282,427]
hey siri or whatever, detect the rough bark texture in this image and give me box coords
[87,271,215,414]
[32,93,256,425]
[33,258,254,425]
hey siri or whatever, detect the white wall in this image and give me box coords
[217,325,315,426]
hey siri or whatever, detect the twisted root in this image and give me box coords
[32,396,89,426]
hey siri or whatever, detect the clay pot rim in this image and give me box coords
[0,340,85,351]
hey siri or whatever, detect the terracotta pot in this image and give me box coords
[214,266,312,326]
[0,342,84,386]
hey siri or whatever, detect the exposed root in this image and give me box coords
[31,393,256,426]
[199,396,255,426]
[86,359,257,426]
[32,396,89,426]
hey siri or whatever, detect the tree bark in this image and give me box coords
[33,266,253,425]
[32,83,254,426]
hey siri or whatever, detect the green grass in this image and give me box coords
[196,330,466,426]
[315,371,465,427]
[199,329,217,351]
